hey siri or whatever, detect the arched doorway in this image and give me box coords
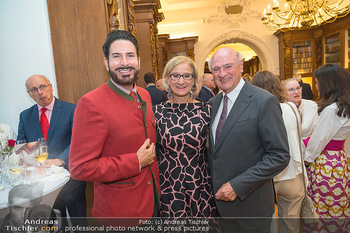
[204,43,261,76]
[198,30,278,77]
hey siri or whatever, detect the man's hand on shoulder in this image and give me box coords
[215,182,237,202]
[45,158,64,167]
[137,138,155,169]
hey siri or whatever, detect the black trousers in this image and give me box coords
[53,177,87,228]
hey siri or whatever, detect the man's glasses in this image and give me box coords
[287,86,302,92]
[27,84,51,94]
[169,73,194,81]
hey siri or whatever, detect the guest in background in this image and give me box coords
[144,72,167,105]
[207,47,289,233]
[156,78,168,99]
[242,73,252,83]
[303,64,350,218]
[69,30,160,221]
[252,71,306,233]
[293,73,314,100]
[153,56,216,219]
[282,78,318,140]
[213,87,220,95]
[156,78,165,91]
[198,73,216,102]
[17,74,86,225]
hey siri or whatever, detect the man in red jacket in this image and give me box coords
[69,30,160,222]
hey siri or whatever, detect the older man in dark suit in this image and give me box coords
[17,74,86,225]
[198,73,216,102]
[208,48,290,233]
[144,72,167,105]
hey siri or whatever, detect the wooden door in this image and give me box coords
[47,0,110,104]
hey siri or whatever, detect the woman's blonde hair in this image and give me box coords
[281,78,299,88]
[162,56,199,95]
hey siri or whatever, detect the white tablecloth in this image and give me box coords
[0,168,69,217]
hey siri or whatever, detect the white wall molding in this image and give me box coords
[198,30,278,75]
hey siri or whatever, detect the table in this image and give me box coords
[0,168,70,218]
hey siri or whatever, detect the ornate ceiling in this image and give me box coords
[158,0,269,59]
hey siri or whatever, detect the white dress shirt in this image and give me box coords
[211,78,245,144]
[299,99,318,139]
[304,102,350,163]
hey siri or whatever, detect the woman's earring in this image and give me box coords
[167,86,173,99]
[190,87,196,99]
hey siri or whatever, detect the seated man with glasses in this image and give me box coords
[17,74,87,227]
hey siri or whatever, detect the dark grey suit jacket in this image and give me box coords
[146,85,167,106]
[208,82,290,217]
[199,86,215,102]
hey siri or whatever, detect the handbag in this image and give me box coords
[301,195,317,218]
[286,103,319,221]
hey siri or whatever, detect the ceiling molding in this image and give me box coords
[203,0,262,28]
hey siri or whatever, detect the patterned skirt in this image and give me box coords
[306,149,350,217]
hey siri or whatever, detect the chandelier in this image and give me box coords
[261,0,350,31]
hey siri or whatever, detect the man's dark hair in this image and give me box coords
[144,72,156,84]
[8,184,42,206]
[315,63,350,117]
[102,30,139,59]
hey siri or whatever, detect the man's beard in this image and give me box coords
[109,65,139,85]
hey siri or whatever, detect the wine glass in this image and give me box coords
[0,155,10,190]
[8,151,25,186]
[35,138,48,177]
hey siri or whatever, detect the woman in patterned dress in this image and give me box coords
[153,56,216,220]
[303,63,350,218]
